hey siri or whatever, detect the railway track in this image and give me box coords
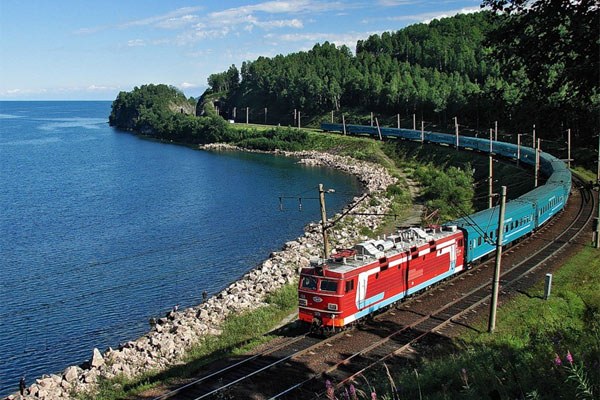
[152,179,595,400]
[280,178,596,400]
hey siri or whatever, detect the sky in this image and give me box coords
[0,0,482,101]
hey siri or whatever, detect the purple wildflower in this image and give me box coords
[554,353,562,366]
[349,384,357,400]
[325,379,335,400]
[343,387,350,400]
[566,350,574,365]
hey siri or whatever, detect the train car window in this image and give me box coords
[345,280,354,293]
[477,237,482,246]
[320,280,338,292]
[301,276,317,290]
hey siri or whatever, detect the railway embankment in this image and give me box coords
[7,149,398,400]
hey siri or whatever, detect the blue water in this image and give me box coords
[0,101,361,396]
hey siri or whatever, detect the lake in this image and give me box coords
[0,101,361,396]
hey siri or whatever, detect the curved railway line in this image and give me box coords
[151,175,595,400]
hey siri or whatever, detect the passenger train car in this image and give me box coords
[298,123,571,333]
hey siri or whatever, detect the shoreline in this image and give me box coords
[8,146,401,400]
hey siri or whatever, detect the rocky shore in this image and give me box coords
[7,148,400,400]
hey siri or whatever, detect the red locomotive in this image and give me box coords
[298,226,465,333]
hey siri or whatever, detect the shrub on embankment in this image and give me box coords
[341,246,600,400]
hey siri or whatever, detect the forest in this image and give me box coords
[110,1,598,155]
[203,3,597,147]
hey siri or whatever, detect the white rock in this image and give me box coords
[90,348,105,368]
[63,366,80,383]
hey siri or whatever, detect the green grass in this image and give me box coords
[77,283,299,399]
[351,246,600,400]
[572,166,598,184]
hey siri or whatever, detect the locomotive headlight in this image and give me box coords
[327,303,338,311]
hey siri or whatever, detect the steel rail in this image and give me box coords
[271,181,594,399]
[157,180,593,400]
[153,333,313,400]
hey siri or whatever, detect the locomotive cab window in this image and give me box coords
[301,276,317,290]
[345,279,354,293]
[320,279,338,292]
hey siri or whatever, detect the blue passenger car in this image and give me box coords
[450,200,536,263]
[319,122,572,264]
[518,184,567,228]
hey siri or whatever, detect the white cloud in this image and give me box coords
[127,39,146,47]
[385,7,482,24]
[178,82,200,89]
[1,88,48,97]
[76,1,356,49]
[120,6,204,29]
[377,0,417,6]
[255,18,304,29]
[208,1,349,20]
[87,85,117,92]
[156,14,200,29]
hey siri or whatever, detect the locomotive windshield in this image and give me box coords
[320,279,338,292]
[301,276,317,290]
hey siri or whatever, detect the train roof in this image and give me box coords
[306,225,462,276]
[449,200,535,234]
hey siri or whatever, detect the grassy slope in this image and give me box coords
[358,246,600,400]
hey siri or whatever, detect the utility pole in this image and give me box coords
[413,113,416,130]
[488,185,507,333]
[246,107,249,124]
[342,114,347,135]
[421,120,424,143]
[264,107,267,124]
[517,134,521,166]
[397,114,400,129]
[489,128,494,209]
[375,118,382,141]
[318,184,332,259]
[535,138,540,188]
[567,128,571,168]
[532,124,536,149]
[233,107,237,120]
[454,117,459,149]
[331,110,334,123]
[298,111,301,129]
[293,109,297,125]
[494,120,498,142]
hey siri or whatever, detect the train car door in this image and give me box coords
[355,268,380,310]
[449,243,456,272]
[356,273,368,310]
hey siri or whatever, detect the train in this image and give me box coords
[298,123,571,333]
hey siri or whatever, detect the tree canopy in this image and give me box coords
[203,7,598,143]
